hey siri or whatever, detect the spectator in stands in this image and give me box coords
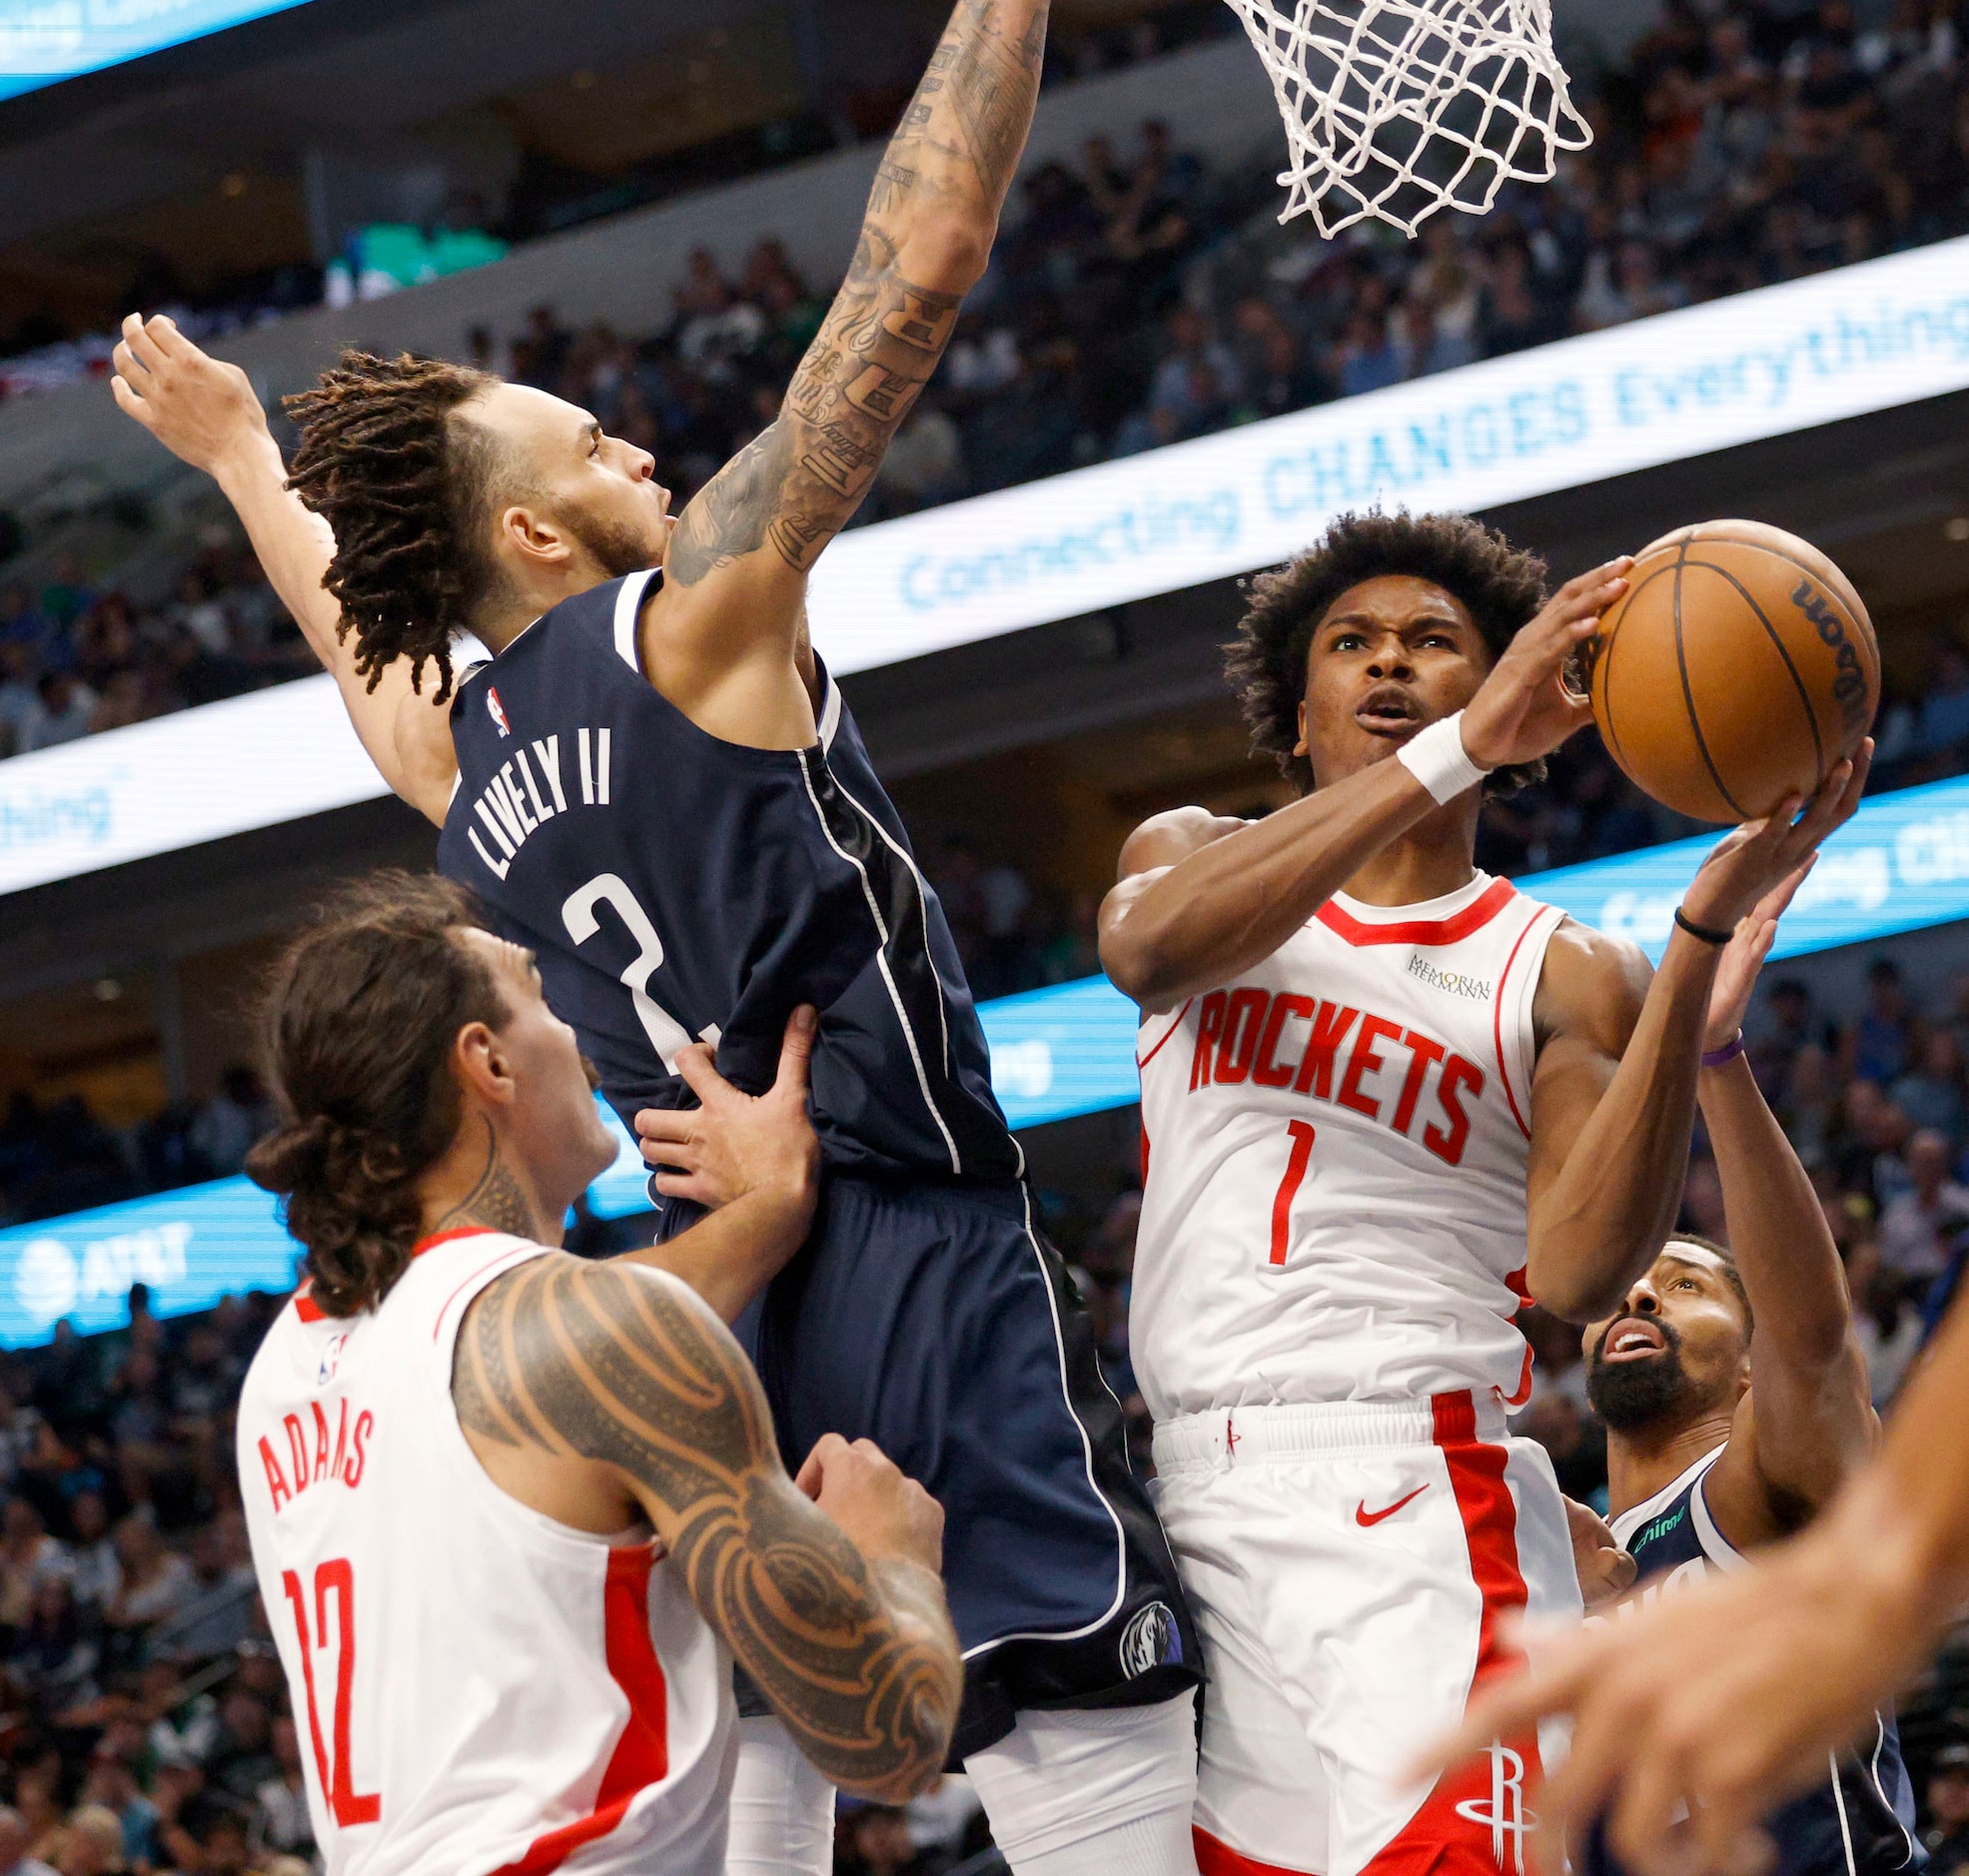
[0,1803,55,1876]
[1878,1127,1969,1281]
[1847,956,1921,1084]
[188,1069,273,1181]
[1893,1028,1967,1143]
[1931,1742,1969,1875]
[103,1514,192,1645]
[20,672,95,752]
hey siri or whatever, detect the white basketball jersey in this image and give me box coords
[238,1227,736,1876]
[1133,872,1566,1419]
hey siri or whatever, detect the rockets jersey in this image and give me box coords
[237,1229,736,1876]
[435,567,1020,1183]
[1597,1448,1921,1876]
[1132,871,1565,1419]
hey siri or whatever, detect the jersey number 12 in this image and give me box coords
[283,1558,381,1828]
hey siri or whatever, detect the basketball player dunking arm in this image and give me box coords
[110,8,1210,1872]
[1574,862,1918,1876]
[236,872,960,1876]
[1097,511,1870,1876]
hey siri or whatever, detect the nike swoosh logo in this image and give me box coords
[1356,1485,1430,1527]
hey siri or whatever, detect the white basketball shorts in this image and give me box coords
[1150,1391,1579,1876]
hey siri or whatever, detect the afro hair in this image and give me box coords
[1225,509,1550,795]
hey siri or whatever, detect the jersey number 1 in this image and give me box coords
[283,1558,380,1828]
[1270,1120,1316,1266]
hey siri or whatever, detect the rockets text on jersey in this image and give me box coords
[1131,871,1565,1419]
[238,1229,735,1876]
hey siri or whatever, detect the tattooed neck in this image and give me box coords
[431,1118,543,1242]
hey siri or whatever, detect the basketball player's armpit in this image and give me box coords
[675,1485,958,1800]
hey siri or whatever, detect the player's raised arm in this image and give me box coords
[1100,562,1626,1011]
[108,315,457,824]
[1520,747,1870,1322]
[1696,865,1876,1535]
[454,1255,961,1801]
[1427,1227,1969,1876]
[649,0,1048,653]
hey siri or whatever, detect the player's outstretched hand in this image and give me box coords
[795,1433,946,1577]
[1702,856,1817,1052]
[1563,1495,1636,1607]
[1461,559,1631,773]
[1680,740,1872,942]
[634,1006,820,1217]
[110,314,271,476]
[1416,1505,1915,1876]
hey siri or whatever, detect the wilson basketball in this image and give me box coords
[1584,519,1879,824]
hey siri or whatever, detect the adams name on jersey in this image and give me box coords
[435,569,1020,1185]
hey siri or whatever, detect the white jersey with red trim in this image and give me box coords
[237,1228,736,1876]
[1132,871,1566,1418]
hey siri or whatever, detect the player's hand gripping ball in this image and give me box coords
[1583,519,1879,823]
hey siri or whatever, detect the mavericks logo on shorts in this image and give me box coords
[1119,1601,1181,1678]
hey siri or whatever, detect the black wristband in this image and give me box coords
[1674,906,1734,946]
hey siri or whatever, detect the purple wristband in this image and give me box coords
[1701,1030,1746,1070]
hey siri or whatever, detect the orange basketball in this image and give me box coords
[1584,519,1879,824]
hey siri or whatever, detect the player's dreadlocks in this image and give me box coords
[1225,509,1551,796]
[284,352,511,702]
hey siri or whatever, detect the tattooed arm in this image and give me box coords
[454,1256,960,1800]
[644,0,1048,732]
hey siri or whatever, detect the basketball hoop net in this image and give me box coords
[1223,0,1592,238]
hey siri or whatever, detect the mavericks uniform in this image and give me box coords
[1134,873,1580,1876]
[435,570,1196,1754]
[1590,1449,1922,1876]
[238,1227,736,1876]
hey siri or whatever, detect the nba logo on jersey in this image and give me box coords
[487,687,511,738]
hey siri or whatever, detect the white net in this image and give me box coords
[1224,0,1592,238]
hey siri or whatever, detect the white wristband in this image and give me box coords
[1396,710,1492,805]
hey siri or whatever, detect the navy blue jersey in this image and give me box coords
[1600,1450,1921,1876]
[435,569,1021,1184]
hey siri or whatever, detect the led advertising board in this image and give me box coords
[4,234,1968,897]
[0,0,319,99]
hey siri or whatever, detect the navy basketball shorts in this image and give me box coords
[657,1171,1201,1759]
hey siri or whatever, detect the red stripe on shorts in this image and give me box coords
[1353,1393,1542,1876]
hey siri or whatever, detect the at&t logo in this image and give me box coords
[1455,1740,1534,1873]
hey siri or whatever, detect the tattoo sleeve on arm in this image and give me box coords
[454,1257,957,1795]
[665,0,1044,588]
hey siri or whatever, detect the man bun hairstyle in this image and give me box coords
[1225,509,1551,796]
[246,871,509,1318]
[283,352,506,703]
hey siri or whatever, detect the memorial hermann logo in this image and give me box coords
[1407,954,1493,1001]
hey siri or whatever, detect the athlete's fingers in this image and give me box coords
[771,1005,817,1098]
[119,313,166,376]
[1752,854,1815,926]
[144,312,193,357]
[650,1169,707,1200]
[1604,1724,1696,1876]
[109,374,157,432]
[668,1042,727,1106]
[633,1106,696,1144]
[639,1136,697,1170]
[794,1431,850,1498]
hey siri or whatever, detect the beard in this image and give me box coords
[1584,1317,1701,1432]
[564,502,663,580]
